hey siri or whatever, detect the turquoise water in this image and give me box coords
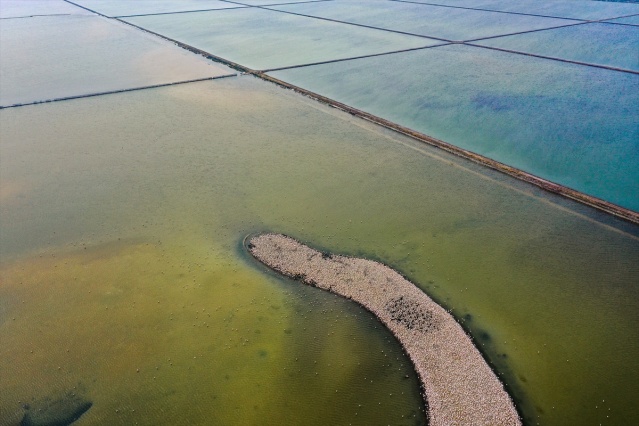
[1,76,638,425]
[605,15,639,24]
[405,0,639,20]
[476,22,639,71]
[270,43,639,211]
[271,0,576,41]
[0,15,232,106]
[123,7,435,70]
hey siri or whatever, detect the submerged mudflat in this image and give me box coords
[248,233,521,426]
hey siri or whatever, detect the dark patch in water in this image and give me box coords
[472,92,573,115]
[472,93,516,112]
[415,98,453,111]
[441,216,491,235]
[463,313,473,322]
[21,391,91,426]
[479,331,491,342]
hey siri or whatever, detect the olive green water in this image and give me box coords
[1,76,638,425]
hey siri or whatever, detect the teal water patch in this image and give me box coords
[405,0,639,20]
[475,22,639,71]
[269,44,639,211]
[271,0,576,41]
[605,14,639,24]
[70,0,245,17]
[0,15,232,107]
[123,7,434,70]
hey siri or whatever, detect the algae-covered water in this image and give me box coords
[1,76,638,425]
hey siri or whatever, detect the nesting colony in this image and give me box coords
[248,233,521,426]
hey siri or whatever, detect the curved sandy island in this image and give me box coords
[248,233,521,426]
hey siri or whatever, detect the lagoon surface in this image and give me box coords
[1,1,639,425]
[2,76,638,425]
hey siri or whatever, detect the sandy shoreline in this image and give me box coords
[248,233,521,426]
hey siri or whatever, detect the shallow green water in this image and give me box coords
[1,76,639,425]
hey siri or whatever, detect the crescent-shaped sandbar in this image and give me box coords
[247,233,521,426]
